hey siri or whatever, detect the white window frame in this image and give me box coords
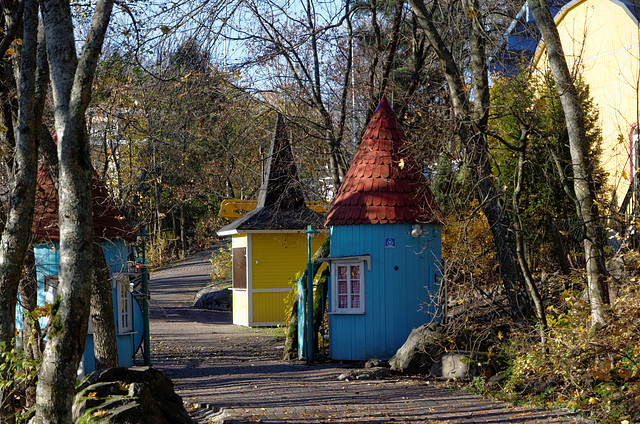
[330,259,367,315]
[43,275,59,305]
[116,276,132,334]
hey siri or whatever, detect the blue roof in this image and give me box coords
[490,0,575,75]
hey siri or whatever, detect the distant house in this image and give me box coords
[323,97,444,361]
[23,162,143,376]
[529,0,640,214]
[217,115,326,327]
[496,0,640,216]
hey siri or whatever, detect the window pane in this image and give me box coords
[338,295,348,308]
[338,265,347,280]
[338,280,347,294]
[351,280,360,295]
[351,295,360,309]
[350,265,360,280]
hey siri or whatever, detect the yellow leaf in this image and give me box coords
[160,25,171,35]
[86,392,98,398]
[119,382,130,391]
[92,410,109,417]
[622,169,628,181]
[5,48,15,56]
[398,158,405,170]
[0,124,8,132]
[621,420,630,424]
[588,397,598,405]
[14,39,22,45]
[466,8,477,18]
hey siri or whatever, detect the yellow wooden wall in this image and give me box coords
[533,0,640,205]
[230,231,327,326]
[233,289,248,326]
[251,233,326,289]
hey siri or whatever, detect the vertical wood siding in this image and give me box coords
[31,240,140,374]
[329,223,442,360]
[251,233,326,289]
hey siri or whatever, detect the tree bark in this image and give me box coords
[284,237,330,360]
[527,0,610,326]
[18,248,42,409]
[0,0,39,419]
[35,0,114,421]
[91,242,119,370]
[408,0,533,322]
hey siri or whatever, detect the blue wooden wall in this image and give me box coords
[328,223,443,360]
[24,240,142,374]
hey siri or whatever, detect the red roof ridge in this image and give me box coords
[325,97,442,226]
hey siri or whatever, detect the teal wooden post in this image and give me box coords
[138,229,151,366]
[304,225,319,364]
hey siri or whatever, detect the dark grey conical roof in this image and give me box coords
[217,114,325,234]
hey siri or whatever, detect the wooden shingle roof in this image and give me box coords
[33,162,134,242]
[217,114,324,234]
[325,96,442,226]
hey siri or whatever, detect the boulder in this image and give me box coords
[389,323,444,374]
[193,284,232,310]
[365,358,389,368]
[337,367,393,381]
[73,366,193,424]
[430,351,487,380]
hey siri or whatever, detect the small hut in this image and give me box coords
[217,115,326,327]
[24,162,143,376]
[323,96,443,360]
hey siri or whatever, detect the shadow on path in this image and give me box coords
[149,249,589,424]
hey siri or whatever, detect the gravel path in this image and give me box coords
[149,248,588,424]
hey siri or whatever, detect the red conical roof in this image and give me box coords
[325,96,442,226]
[33,162,134,242]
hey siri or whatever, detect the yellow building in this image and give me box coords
[531,0,640,209]
[217,115,326,326]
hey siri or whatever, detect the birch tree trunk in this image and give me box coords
[34,0,114,421]
[408,0,533,322]
[91,242,119,370]
[527,0,610,326]
[0,0,39,419]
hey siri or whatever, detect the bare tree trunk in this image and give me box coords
[91,242,118,370]
[408,0,533,322]
[527,0,610,326]
[512,132,547,341]
[39,95,120,372]
[18,248,42,409]
[0,0,39,420]
[284,237,330,360]
[35,0,114,421]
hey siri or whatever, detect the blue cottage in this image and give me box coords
[324,96,444,361]
[25,162,144,376]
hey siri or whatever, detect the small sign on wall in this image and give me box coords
[384,237,396,248]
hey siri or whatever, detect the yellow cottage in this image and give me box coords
[531,0,640,210]
[217,115,326,327]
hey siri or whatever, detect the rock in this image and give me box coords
[337,367,393,381]
[430,351,487,380]
[389,323,444,374]
[484,370,508,391]
[193,284,232,310]
[73,366,193,424]
[365,358,389,368]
